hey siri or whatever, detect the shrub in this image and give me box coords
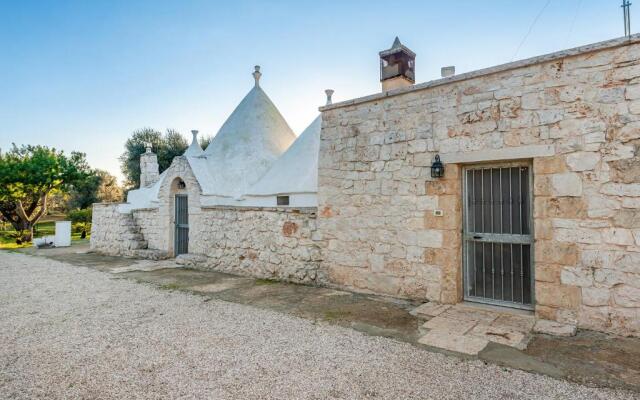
[67,209,92,239]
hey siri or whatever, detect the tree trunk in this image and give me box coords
[13,195,48,243]
[21,225,33,242]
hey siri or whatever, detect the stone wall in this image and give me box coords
[189,207,324,285]
[92,202,323,284]
[90,203,148,255]
[132,208,161,249]
[318,38,640,336]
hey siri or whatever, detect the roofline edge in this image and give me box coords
[320,34,640,112]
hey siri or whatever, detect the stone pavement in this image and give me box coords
[413,303,534,355]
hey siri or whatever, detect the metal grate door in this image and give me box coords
[463,164,534,309]
[174,194,189,256]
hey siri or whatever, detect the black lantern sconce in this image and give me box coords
[430,154,445,178]
[177,179,186,189]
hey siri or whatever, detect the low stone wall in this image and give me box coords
[92,200,324,285]
[90,203,148,255]
[189,207,324,285]
[132,208,162,249]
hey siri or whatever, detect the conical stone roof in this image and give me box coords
[200,68,297,198]
[247,115,321,196]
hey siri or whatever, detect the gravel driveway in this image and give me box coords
[0,252,636,399]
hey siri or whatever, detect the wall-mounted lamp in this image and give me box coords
[177,180,186,189]
[430,154,445,178]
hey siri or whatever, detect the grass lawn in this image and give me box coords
[0,219,89,250]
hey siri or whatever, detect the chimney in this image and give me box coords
[325,89,334,105]
[441,66,455,78]
[139,142,159,188]
[379,36,416,92]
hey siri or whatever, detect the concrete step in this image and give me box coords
[128,241,148,250]
[175,253,208,266]
[122,233,144,241]
[131,249,171,260]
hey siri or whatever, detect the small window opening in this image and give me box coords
[277,195,290,206]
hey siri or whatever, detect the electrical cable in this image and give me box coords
[563,0,583,49]
[512,0,553,61]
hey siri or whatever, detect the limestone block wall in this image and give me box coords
[90,203,147,255]
[189,207,324,285]
[132,208,161,249]
[318,37,640,336]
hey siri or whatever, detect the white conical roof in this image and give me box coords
[247,115,321,195]
[201,77,296,197]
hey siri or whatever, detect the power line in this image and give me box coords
[563,0,582,49]
[511,0,553,61]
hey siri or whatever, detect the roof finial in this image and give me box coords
[253,65,262,87]
[184,129,204,156]
[325,89,334,105]
[144,142,153,153]
[392,36,402,48]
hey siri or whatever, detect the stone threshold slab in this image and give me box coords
[418,331,489,355]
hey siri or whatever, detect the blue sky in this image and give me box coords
[0,1,627,181]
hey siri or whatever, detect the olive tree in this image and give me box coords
[119,128,188,189]
[0,145,90,242]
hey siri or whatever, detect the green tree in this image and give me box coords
[67,169,122,209]
[67,171,101,209]
[119,128,188,189]
[0,145,91,242]
[95,170,123,204]
[67,208,92,239]
[199,134,212,151]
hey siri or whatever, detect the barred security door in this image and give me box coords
[463,164,534,309]
[174,194,189,256]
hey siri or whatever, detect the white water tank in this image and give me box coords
[54,221,72,247]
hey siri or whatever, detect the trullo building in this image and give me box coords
[93,35,640,338]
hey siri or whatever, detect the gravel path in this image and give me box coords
[0,252,636,400]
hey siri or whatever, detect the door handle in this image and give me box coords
[473,235,483,239]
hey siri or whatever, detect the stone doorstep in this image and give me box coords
[410,302,451,319]
[468,324,530,350]
[422,316,478,335]
[439,305,500,325]
[490,313,536,332]
[417,304,536,354]
[418,331,489,355]
[533,319,577,337]
[130,249,170,260]
[175,253,208,265]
